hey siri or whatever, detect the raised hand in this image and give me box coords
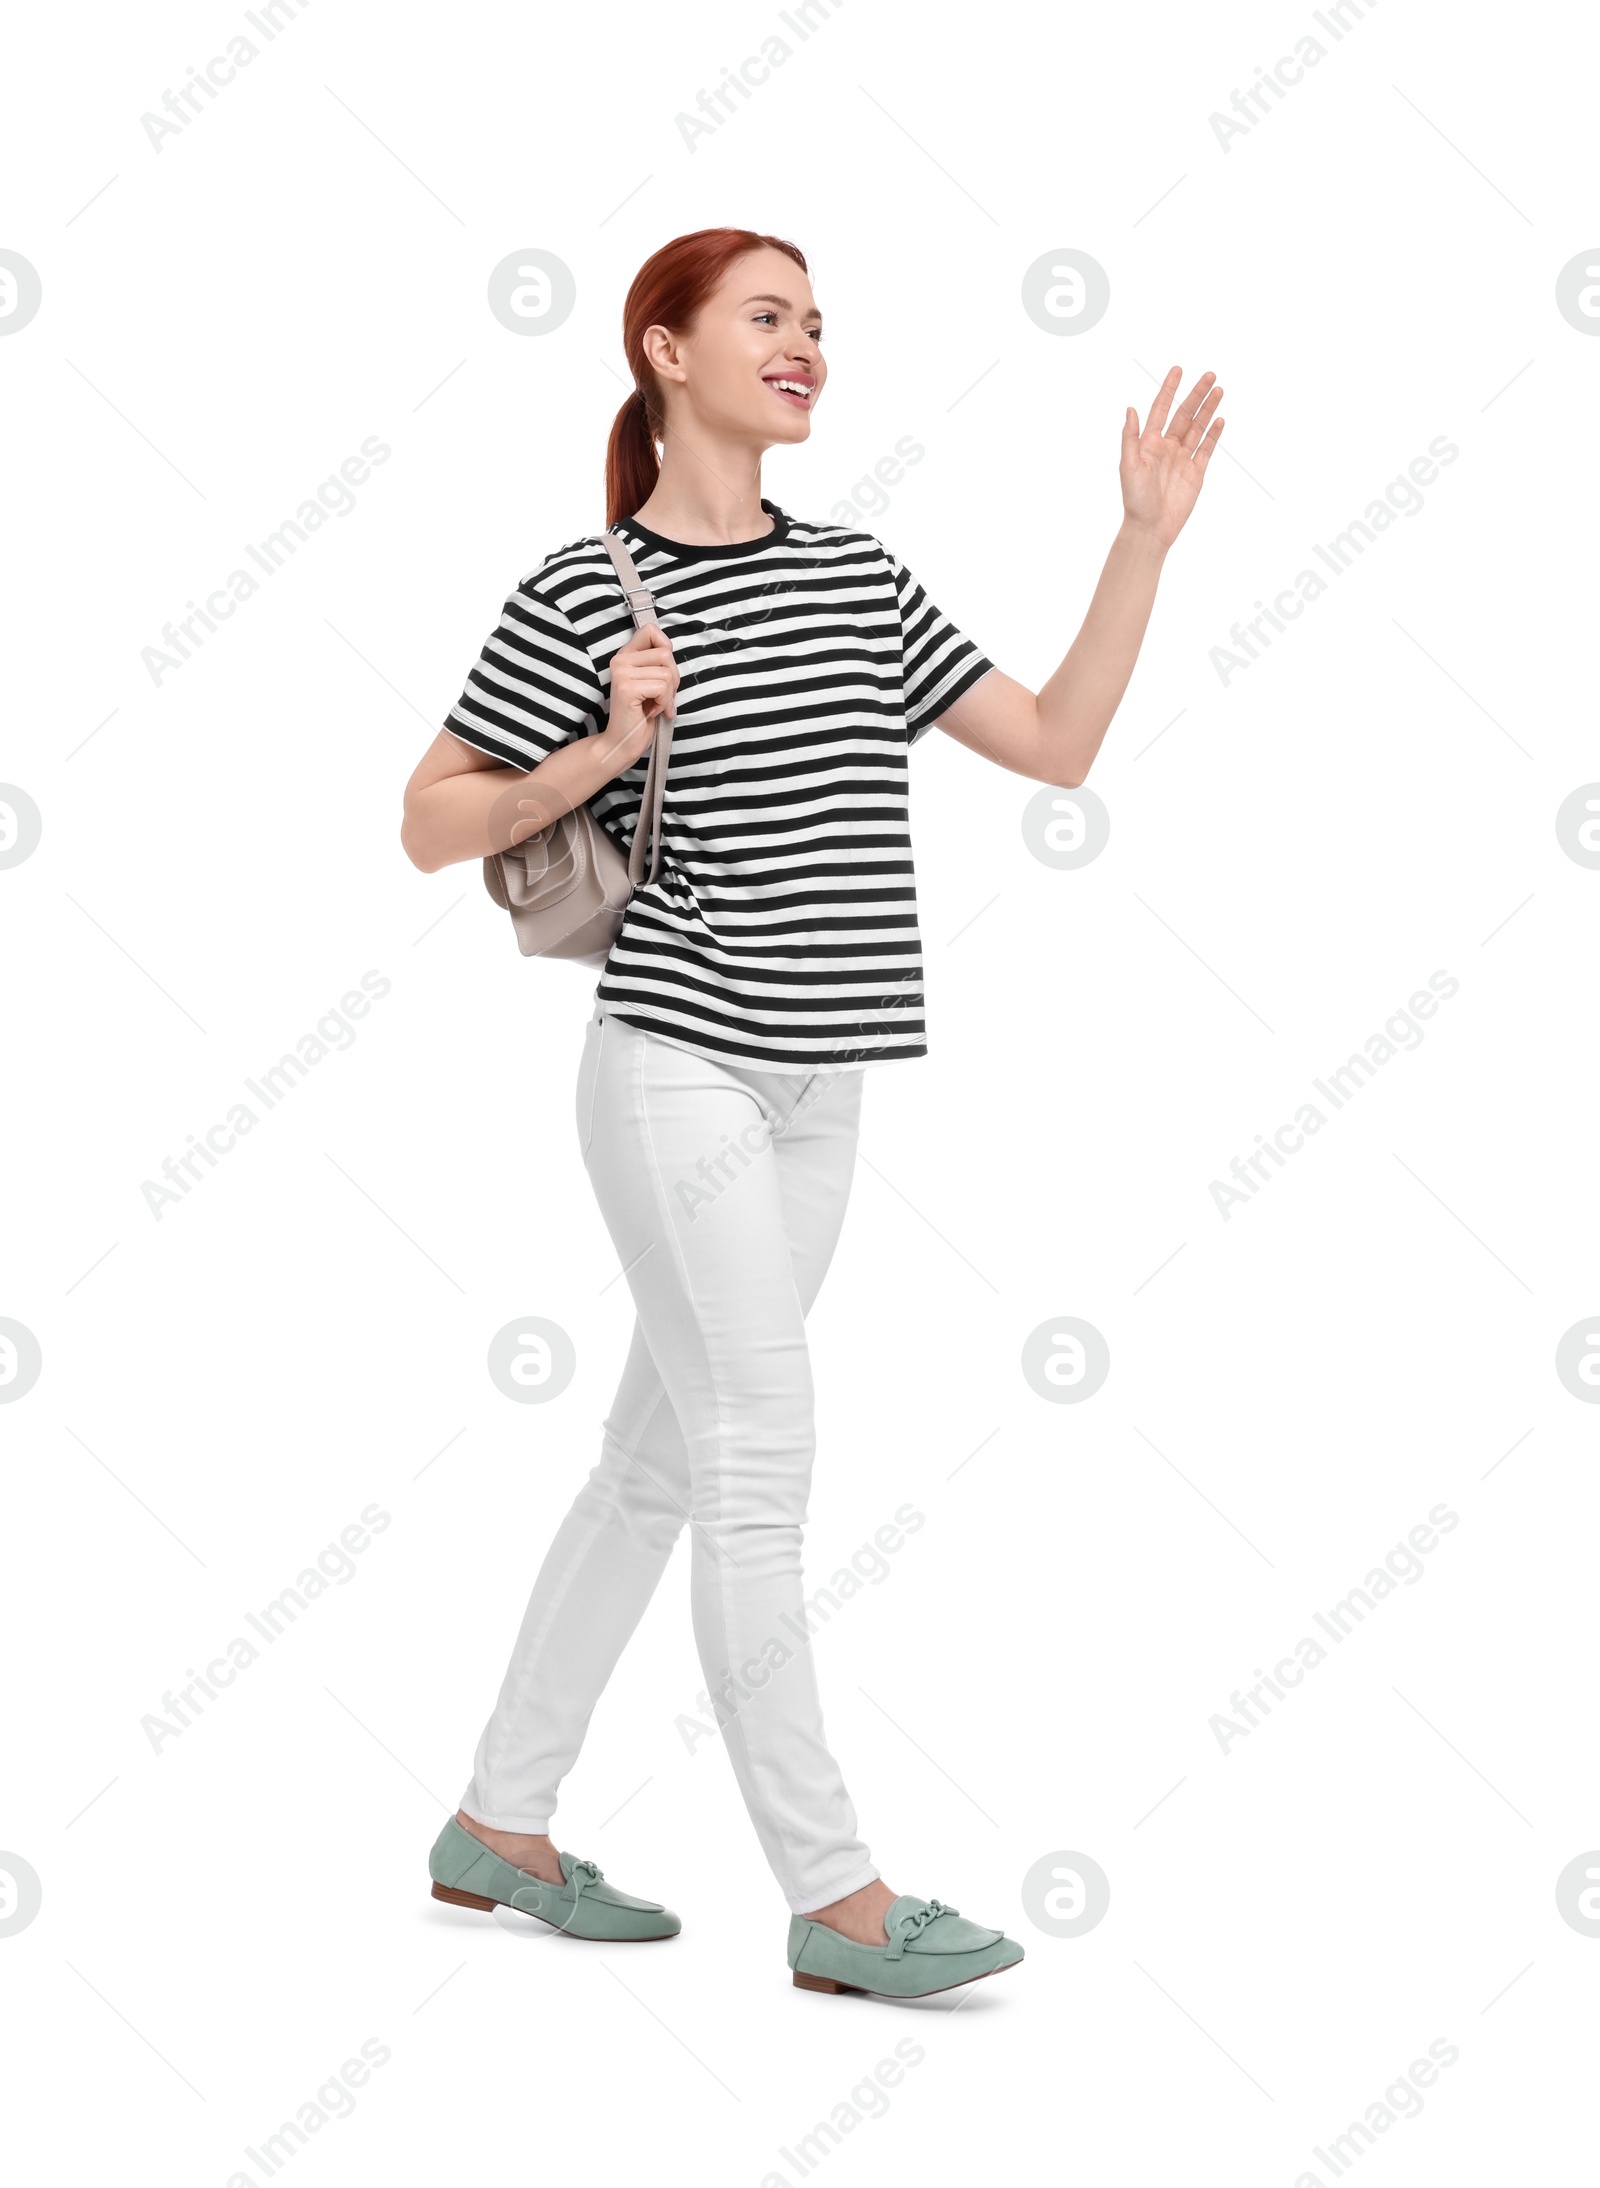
[1120,366,1224,549]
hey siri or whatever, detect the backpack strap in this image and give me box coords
[600,530,676,890]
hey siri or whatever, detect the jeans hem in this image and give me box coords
[787,1863,881,1916]
[459,1800,552,1834]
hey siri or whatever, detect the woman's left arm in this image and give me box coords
[933,366,1224,788]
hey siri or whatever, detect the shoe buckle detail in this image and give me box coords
[886,1898,957,1960]
[567,1857,603,1904]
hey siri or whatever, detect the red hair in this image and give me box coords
[605,228,809,526]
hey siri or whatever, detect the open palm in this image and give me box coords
[1120,367,1224,548]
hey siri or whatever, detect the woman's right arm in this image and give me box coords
[401,623,677,874]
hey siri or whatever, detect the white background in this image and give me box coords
[3,1,1598,2181]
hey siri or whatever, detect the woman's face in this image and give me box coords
[645,245,826,451]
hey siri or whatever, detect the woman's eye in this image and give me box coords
[753,312,822,340]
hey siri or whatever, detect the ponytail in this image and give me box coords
[605,387,661,529]
[604,228,808,529]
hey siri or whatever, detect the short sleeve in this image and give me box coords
[444,577,606,770]
[887,550,994,744]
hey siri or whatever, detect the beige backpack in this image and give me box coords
[482,531,675,967]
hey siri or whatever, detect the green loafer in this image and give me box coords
[428,1815,680,1941]
[788,1895,1023,1998]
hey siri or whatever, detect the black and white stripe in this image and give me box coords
[444,499,992,1071]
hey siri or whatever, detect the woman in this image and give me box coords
[401,227,1223,1998]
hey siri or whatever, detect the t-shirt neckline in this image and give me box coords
[611,498,790,560]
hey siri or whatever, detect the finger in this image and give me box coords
[1142,366,1181,438]
[1177,383,1223,453]
[1168,373,1218,444]
[1192,415,1225,472]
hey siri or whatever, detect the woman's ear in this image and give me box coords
[641,322,688,387]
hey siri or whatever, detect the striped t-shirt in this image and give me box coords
[444,499,993,1071]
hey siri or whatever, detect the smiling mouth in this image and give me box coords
[763,377,814,408]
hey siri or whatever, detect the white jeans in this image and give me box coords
[461,1001,878,1914]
